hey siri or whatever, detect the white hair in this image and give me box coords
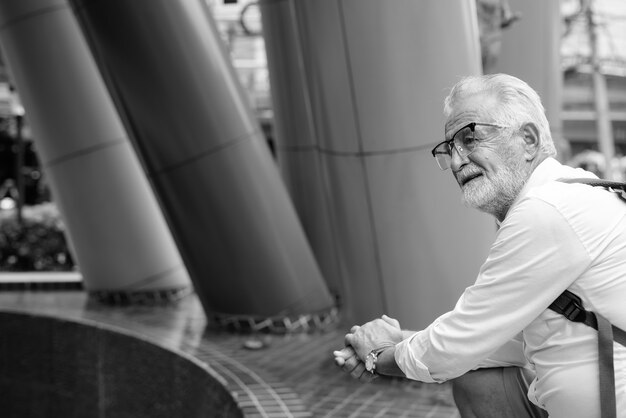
[443,74,557,158]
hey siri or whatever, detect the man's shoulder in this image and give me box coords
[522,159,600,204]
[505,185,573,230]
[526,178,606,204]
[517,179,626,229]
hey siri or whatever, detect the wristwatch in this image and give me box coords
[365,346,391,374]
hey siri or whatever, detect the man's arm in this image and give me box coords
[395,198,592,382]
[335,197,593,383]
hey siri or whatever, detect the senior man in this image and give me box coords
[333,74,626,418]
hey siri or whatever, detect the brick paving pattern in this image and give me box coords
[0,291,460,418]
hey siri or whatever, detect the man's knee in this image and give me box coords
[451,368,513,418]
[451,367,547,418]
[452,368,505,400]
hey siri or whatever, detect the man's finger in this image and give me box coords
[359,371,379,383]
[350,325,360,333]
[333,347,357,368]
[350,362,367,379]
[341,354,361,374]
[333,347,355,359]
[381,314,400,328]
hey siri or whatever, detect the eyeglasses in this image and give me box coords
[431,122,510,170]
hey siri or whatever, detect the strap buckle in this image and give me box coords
[559,291,586,322]
[608,187,626,202]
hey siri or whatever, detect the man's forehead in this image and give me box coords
[445,93,497,134]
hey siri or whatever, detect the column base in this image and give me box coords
[88,286,193,305]
[208,307,339,334]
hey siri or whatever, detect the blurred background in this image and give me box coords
[0,2,624,416]
[0,0,624,329]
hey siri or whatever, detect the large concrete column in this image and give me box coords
[70,0,335,323]
[0,0,191,296]
[493,0,566,158]
[259,1,346,302]
[260,0,496,328]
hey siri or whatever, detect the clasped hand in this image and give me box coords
[333,315,402,381]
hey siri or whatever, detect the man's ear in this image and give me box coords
[521,122,540,161]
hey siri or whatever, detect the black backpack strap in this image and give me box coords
[554,177,626,416]
[597,313,616,418]
[549,291,626,418]
[548,290,626,345]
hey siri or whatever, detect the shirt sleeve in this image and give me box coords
[395,196,593,382]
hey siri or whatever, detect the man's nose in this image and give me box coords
[449,145,469,172]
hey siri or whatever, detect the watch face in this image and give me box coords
[365,353,375,372]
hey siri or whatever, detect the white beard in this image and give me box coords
[461,150,528,219]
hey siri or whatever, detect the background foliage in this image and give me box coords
[0,203,75,271]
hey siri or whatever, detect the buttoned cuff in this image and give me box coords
[394,332,437,383]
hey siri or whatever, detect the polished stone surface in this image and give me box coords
[0,311,240,418]
[0,290,460,417]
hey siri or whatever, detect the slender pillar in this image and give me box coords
[70,0,335,321]
[261,0,496,328]
[586,2,617,179]
[493,0,566,159]
[0,0,191,295]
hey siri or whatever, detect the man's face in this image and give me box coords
[444,94,528,220]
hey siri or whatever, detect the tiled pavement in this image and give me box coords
[0,291,460,418]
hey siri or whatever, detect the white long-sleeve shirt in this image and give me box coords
[394,158,626,418]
